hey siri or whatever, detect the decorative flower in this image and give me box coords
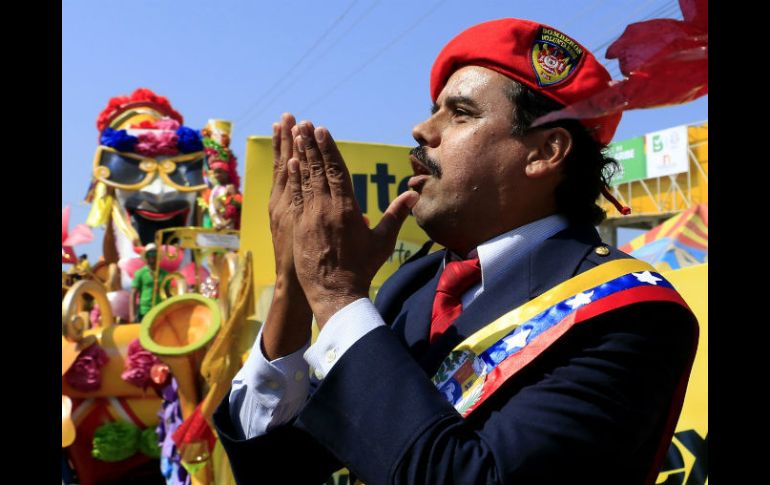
[154,118,181,130]
[64,344,109,391]
[224,203,239,221]
[96,88,183,132]
[100,128,138,152]
[177,126,204,153]
[96,89,207,158]
[203,139,231,161]
[150,363,170,386]
[130,120,159,129]
[91,422,140,462]
[135,131,180,157]
[62,206,94,264]
[122,366,150,387]
[121,339,162,388]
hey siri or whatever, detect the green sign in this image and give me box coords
[604,136,647,185]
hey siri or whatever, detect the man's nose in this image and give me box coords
[412,116,440,148]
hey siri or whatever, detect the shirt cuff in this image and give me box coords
[228,326,310,439]
[304,298,385,380]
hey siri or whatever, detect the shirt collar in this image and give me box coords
[445,214,569,290]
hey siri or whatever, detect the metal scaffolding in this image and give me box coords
[598,122,708,246]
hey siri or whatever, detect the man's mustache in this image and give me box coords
[410,146,442,178]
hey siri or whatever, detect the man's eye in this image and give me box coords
[454,108,470,117]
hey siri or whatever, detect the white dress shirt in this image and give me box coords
[228,214,568,439]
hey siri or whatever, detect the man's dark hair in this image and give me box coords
[504,81,619,226]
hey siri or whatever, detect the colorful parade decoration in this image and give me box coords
[620,204,708,271]
[63,206,94,265]
[198,120,243,231]
[86,88,208,290]
[63,88,250,485]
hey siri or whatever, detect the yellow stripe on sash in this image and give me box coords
[454,259,657,353]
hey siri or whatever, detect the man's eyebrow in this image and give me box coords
[431,95,480,114]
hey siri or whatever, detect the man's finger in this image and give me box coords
[271,121,280,166]
[372,190,419,243]
[299,123,331,198]
[294,130,314,208]
[271,122,284,187]
[279,113,296,163]
[287,158,304,217]
[314,127,355,201]
[271,113,296,189]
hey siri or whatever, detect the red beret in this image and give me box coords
[430,18,621,145]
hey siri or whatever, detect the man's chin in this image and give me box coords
[411,204,443,240]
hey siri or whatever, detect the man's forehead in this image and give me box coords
[435,66,512,105]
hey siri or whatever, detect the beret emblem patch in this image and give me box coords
[530,27,583,87]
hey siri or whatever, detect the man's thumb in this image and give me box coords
[372,190,419,242]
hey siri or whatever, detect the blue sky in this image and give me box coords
[63,0,707,259]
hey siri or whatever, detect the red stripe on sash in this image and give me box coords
[464,285,690,417]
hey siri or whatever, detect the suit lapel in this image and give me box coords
[527,223,601,298]
[375,250,444,358]
[392,270,440,358]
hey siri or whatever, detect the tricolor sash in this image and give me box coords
[432,259,692,417]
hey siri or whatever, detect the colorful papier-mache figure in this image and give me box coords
[198,120,242,230]
[85,88,208,289]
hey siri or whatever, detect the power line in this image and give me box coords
[238,0,383,133]
[233,0,360,125]
[590,0,676,57]
[601,1,681,71]
[560,0,613,32]
[594,0,683,77]
[298,0,449,114]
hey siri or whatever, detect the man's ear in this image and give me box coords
[524,127,572,178]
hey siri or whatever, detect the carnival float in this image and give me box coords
[62,89,254,485]
[61,5,709,479]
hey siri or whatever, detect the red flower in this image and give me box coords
[64,345,109,391]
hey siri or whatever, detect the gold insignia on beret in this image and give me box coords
[594,246,610,256]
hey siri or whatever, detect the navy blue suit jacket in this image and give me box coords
[214,224,697,484]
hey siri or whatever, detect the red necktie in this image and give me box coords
[430,257,481,343]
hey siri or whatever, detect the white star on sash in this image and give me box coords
[503,327,532,352]
[566,290,595,310]
[632,271,662,285]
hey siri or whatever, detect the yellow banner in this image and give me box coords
[656,263,708,484]
[239,137,431,306]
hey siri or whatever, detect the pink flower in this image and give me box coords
[122,339,161,388]
[121,366,151,388]
[134,131,179,157]
[65,345,109,391]
[127,339,143,354]
[129,351,158,369]
[62,206,94,247]
[154,118,181,130]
